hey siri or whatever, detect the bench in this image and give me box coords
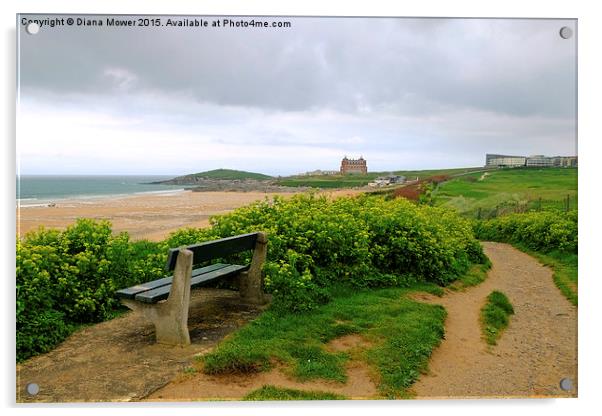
[116,232,268,346]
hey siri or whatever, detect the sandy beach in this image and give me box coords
[17,189,362,242]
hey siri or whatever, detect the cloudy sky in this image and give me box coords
[17,16,577,176]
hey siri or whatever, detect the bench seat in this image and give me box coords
[116,232,267,346]
[115,263,249,303]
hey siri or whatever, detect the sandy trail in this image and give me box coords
[410,242,577,398]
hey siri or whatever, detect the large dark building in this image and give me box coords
[340,156,368,174]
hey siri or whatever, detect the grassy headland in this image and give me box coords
[187,168,273,180]
[433,167,577,216]
[158,169,273,183]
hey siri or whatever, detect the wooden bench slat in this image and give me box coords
[134,263,250,304]
[165,233,259,271]
[115,263,230,299]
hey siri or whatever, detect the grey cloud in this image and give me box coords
[17,16,577,175]
[20,16,576,118]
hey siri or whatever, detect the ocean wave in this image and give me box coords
[17,188,188,207]
[17,201,56,208]
[133,189,186,196]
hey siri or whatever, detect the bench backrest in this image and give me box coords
[165,232,260,272]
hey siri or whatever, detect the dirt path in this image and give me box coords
[16,289,268,402]
[410,242,577,398]
[16,242,577,402]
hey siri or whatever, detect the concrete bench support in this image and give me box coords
[121,249,193,346]
[239,231,268,305]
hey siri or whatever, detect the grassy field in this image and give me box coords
[276,167,486,189]
[276,174,379,188]
[434,167,577,216]
[198,284,447,399]
[391,167,489,180]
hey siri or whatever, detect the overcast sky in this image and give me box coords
[17,16,577,176]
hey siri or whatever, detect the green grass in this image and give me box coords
[391,167,487,179]
[512,245,577,306]
[244,385,346,401]
[187,169,273,180]
[434,167,577,216]
[199,284,446,398]
[183,366,197,375]
[276,167,487,189]
[277,174,380,188]
[449,260,492,290]
[481,291,515,345]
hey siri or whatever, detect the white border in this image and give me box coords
[3,1,601,416]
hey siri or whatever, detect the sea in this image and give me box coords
[16,175,189,207]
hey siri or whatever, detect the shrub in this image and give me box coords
[16,219,165,361]
[205,194,485,294]
[473,211,577,254]
[16,310,72,362]
[263,251,331,313]
[17,194,486,360]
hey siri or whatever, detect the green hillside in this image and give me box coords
[434,167,577,215]
[188,169,272,180]
[391,167,487,179]
[276,167,486,189]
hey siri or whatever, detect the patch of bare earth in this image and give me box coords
[16,289,268,403]
[145,333,378,401]
[325,333,371,353]
[410,242,577,399]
